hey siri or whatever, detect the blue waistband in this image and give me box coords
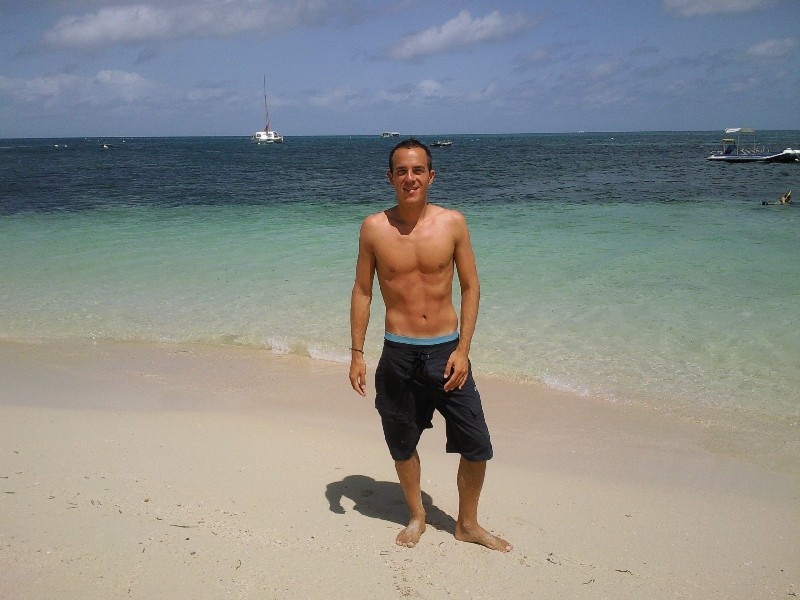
[384,331,459,345]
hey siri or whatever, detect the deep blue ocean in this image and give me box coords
[1,132,798,433]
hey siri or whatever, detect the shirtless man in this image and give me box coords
[349,138,511,552]
[762,190,792,205]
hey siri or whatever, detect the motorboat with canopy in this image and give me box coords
[707,128,768,162]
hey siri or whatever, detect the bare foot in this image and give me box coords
[396,516,426,548]
[455,522,512,552]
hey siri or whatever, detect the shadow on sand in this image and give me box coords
[325,474,457,534]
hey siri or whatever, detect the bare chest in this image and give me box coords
[375,231,454,279]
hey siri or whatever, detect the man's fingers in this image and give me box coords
[443,359,454,379]
[444,351,471,391]
[443,368,466,392]
[349,363,368,396]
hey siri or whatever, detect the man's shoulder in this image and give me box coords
[359,209,393,241]
[362,209,391,229]
[427,204,468,228]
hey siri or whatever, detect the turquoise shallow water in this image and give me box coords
[1,133,799,425]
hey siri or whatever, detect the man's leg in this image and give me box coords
[454,457,512,552]
[394,450,426,547]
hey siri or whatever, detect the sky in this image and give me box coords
[0,0,798,137]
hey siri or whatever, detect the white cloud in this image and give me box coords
[38,0,328,50]
[386,10,535,62]
[300,78,494,110]
[590,60,623,80]
[0,70,253,123]
[634,56,702,79]
[662,78,696,96]
[513,45,553,70]
[306,86,360,107]
[729,75,762,93]
[560,60,626,83]
[746,37,797,59]
[662,0,773,17]
[629,43,659,57]
[415,79,446,98]
[0,70,155,105]
[466,81,497,102]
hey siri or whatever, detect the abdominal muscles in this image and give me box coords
[380,271,458,337]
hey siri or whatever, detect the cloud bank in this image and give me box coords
[302,77,497,109]
[0,70,156,105]
[662,0,773,17]
[386,10,535,62]
[746,37,797,59]
[38,0,329,50]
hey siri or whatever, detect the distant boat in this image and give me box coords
[253,129,283,144]
[707,128,770,162]
[381,132,400,138]
[431,140,452,147]
[252,76,283,144]
[764,148,800,164]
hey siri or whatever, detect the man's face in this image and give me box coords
[387,148,435,205]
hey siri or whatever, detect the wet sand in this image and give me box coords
[0,339,797,599]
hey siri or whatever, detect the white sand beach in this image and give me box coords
[0,339,797,599]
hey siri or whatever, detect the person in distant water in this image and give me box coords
[349,138,511,552]
[762,190,792,205]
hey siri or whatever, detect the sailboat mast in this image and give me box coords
[263,75,270,133]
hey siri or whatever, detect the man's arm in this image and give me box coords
[444,212,480,392]
[349,219,376,396]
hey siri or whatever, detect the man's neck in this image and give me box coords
[393,198,428,228]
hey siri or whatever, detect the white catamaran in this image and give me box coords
[252,77,283,144]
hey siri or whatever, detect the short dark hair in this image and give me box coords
[389,138,432,172]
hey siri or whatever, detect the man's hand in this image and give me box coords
[443,348,469,392]
[349,354,367,396]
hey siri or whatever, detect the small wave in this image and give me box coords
[264,335,293,354]
[308,342,350,364]
[260,336,349,363]
[262,336,350,363]
[539,373,593,397]
[538,373,620,404]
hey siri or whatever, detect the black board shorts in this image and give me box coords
[375,337,493,462]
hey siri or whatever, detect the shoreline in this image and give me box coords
[2,336,796,477]
[1,339,797,598]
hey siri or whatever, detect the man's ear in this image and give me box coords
[386,170,394,183]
